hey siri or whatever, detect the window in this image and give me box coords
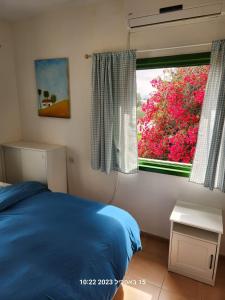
[137,53,211,177]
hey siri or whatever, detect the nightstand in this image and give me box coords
[1,141,67,193]
[168,201,223,286]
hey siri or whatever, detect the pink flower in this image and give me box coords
[138,65,209,163]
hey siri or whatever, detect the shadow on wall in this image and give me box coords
[66,147,83,196]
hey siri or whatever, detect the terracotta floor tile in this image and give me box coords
[159,289,198,300]
[125,250,167,287]
[199,280,225,300]
[162,271,201,299]
[198,284,225,300]
[141,234,169,259]
[114,283,160,300]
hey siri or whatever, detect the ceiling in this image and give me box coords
[0,0,97,22]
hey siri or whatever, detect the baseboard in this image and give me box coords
[141,231,169,243]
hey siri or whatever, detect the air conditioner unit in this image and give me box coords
[125,0,225,28]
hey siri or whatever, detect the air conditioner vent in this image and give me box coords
[125,0,224,28]
[159,4,183,14]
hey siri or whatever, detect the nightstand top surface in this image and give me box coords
[2,141,65,151]
[170,201,223,234]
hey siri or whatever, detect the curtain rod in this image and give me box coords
[84,42,212,59]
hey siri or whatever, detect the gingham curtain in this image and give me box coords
[190,39,225,192]
[91,50,138,174]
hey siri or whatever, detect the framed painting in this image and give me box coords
[34,58,70,118]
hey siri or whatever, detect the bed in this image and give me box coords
[0,181,141,300]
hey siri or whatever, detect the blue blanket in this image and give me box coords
[0,182,141,300]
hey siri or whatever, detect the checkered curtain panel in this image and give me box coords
[190,40,225,192]
[91,50,138,174]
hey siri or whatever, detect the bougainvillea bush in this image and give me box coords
[138,65,209,163]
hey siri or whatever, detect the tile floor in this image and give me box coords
[114,234,225,300]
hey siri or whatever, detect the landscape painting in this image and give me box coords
[34,58,70,118]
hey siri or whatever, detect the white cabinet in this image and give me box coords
[1,141,67,193]
[169,201,223,286]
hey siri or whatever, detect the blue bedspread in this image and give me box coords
[0,182,141,300]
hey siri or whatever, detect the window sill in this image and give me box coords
[138,158,192,178]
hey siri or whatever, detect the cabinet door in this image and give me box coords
[4,147,47,184]
[4,147,23,183]
[170,233,217,281]
[21,149,47,183]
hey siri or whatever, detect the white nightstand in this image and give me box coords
[168,201,223,286]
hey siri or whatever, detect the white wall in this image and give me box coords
[12,0,225,253]
[0,21,21,144]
